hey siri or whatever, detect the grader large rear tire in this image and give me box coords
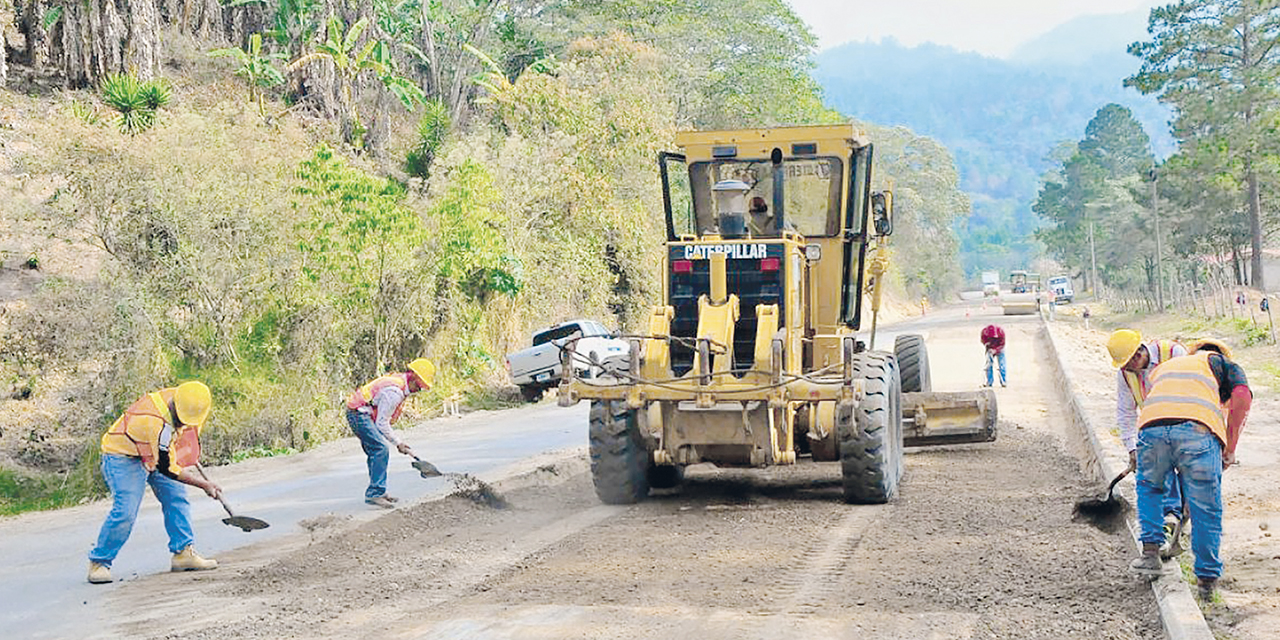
[589,400,651,504]
[839,353,904,504]
[894,333,931,393]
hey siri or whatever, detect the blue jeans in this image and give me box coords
[1162,470,1184,520]
[985,350,1006,386]
[88,454,194,566]
[347,409,389,499]
[1136,422,1223,580]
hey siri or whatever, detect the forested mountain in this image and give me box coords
[814,8,1173,279]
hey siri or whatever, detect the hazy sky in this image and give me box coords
[786,0,1162,57]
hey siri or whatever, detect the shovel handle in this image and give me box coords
[193,464,236,518]
[1105,467,1131,499]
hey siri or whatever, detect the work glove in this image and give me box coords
[396,442,413,456]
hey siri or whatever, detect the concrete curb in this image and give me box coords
[1039,321,1214,640]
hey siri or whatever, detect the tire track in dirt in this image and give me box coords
[755,505,884,624]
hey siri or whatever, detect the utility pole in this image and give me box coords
[1151,168,1165,310]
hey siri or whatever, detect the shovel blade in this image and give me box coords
[413,459,442,478]
[223,515,270,532]
[1072,496,1129,534]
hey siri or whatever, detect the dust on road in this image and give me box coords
[106,316,1161,640]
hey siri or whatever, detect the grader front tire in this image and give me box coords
[839,353,904,504]
[589,400,651,504]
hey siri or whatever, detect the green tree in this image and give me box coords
[860,121,970,297]
[535,0,838,127]
[294,145,428,372]
[1035,104,1155,291]
[1127,1,1280,289]
[1079,104,1154,178]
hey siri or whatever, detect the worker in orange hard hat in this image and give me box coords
[1106,329,1189,553]
[88,381,222,584]
[346,358,436,508]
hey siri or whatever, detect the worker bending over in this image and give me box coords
[88,381,222,584]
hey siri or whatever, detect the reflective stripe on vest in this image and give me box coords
[346,373,410,424]
[1138,351,1226,443]
[1123,340,1180,408]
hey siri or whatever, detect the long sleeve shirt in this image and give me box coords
[360,385,407,446]
[1116,339,1187,451]
[980,325,1005,354]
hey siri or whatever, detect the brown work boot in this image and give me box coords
[1197,577,1218,602]
[365,495,397,509]
[171,545,218,572]
[87,561,112,584]
[1128,543,1163,577]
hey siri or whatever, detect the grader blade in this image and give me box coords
[902,389,997,447]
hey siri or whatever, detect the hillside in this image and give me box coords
[814,8,1173,280]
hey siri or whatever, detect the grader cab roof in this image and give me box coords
[674,125,870,162]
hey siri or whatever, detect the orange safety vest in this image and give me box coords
[1123,339,1179,407]
[346,373,410,425]
[101,389,203,473]
[1138,351,1227,444]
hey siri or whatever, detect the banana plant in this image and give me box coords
[209,33,287,115]
[290,15,381,145]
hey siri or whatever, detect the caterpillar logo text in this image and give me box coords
[683,244,770,260]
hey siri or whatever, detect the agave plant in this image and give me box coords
[101,73,171,135]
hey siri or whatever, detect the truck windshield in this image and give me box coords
[675,157,843,238]
[532,324,582,346]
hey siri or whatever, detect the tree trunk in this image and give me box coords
[53,0,159,87]
[18,0,51,71]
[1247,169,1265,290]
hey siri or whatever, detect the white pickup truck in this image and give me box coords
[505,319,630,402]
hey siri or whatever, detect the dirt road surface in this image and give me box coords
[56,304,1162,640]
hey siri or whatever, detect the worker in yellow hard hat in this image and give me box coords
[1106,329,1189,548]
[88,381,222,584]
[345,358,435,508]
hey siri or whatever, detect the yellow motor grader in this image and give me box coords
[557,125,996,504]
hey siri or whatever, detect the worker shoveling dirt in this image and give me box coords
[1073,468,1130,534]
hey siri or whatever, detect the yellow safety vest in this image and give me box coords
[101,388,203,475]
[1123,339,1180,407]
[346,373,410,425]
[1138,352,1227,444]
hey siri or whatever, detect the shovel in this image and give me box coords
[1073,467,1131,524]
[195,465,270,533]
[410,453,442,478]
